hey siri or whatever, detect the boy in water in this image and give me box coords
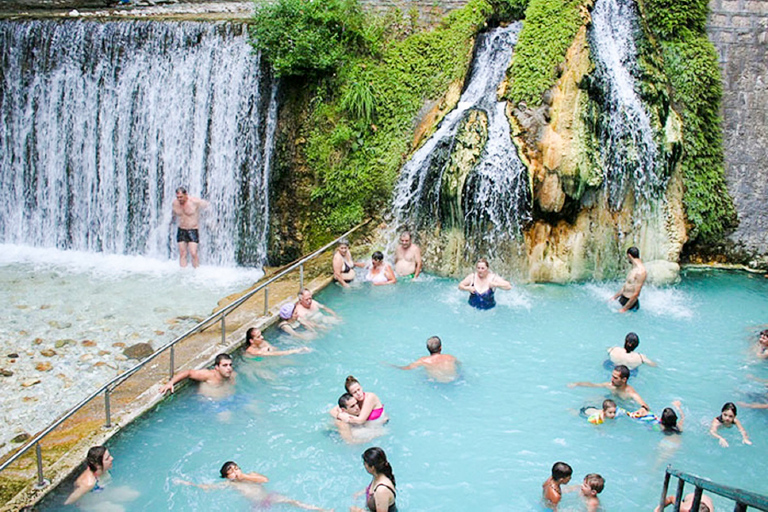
[542,461,572,510]
[580,473,605,512]
[582,399,619,425]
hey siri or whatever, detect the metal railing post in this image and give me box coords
[299,264,304,292]
[104,388,112,429]
[33,443,48,489]
[659,470,671,511]
[169,346,175,378]
[263,287,269,316]
[220,316,226,345]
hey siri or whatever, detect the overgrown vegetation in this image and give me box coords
[250,0,372,77]
[642,0,737,242]
[251,0,501,240]
[505,0,587,106]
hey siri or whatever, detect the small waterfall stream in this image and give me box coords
[588,0,666,209]
[389,23,530,254]
[0,20,277,267]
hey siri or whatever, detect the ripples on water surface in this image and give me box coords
[39,270,768,511]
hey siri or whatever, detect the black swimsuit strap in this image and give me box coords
[373,483,396,498]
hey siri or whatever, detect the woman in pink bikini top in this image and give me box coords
[337,375,387,424]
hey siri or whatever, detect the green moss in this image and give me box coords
[505,0,588,106]
[301,0,495,236]
[642,0,708,41]
[660,37,737,241]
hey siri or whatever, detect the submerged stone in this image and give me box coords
[124,343,154,360]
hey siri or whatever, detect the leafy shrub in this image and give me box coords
[250,0,371,77]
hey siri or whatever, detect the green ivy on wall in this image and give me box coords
[641,0,737,243]
[505,0,587,106]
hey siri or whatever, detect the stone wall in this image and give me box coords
[707,0,768,257]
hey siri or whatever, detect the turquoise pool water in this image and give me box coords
[40,270,768,510]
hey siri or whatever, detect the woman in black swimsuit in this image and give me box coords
[333,239,364,288]
[351,447,397,512]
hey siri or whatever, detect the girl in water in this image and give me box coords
[65,446,113,505]
[365,251,397,286]
[336,376,387,425]
[351,447,397,512]
[458,258,512,310]
[244,327,311,358]
[710,402,751,447]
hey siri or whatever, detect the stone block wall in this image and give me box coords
[358,0,468,25]
[707,0,768,256]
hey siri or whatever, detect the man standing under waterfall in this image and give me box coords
[172,186,209,268]
[394,231,423,279]
[611,246,646,313]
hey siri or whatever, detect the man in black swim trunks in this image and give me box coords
[172,186,209,268]
[610,246,646,313]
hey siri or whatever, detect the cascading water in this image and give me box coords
[389,23,530,254]
[0,20,277,267]
[587,0,667,210]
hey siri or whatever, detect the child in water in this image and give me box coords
[581,399,619,425]
[627,400,684,434]
[580,473,605,512]
[710,402,751,447]
[542,461,572,509]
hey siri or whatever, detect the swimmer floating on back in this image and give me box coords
[458,258,512,310]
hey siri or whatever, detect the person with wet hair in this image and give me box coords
[335,375,387,425]
[610,246,646,313]
[365,251,397,285]
[178,461,328,510]
[64,446,114,505]
[607,332,656,370]
[395,336,460,383]
[244,327,311,358]
[710,402,751,447]
[351,447,397,512]
[569,364,649,409]
[542,461,572,510]
[159,353,235,397]
[171,186,209,268]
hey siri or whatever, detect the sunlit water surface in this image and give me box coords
[39,270,768,511]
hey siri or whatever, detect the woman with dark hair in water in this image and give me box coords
[351,447,397,512]
[334,375,387,425]
[65,446,113,505]
[244,327,311,358]
[458,258,512,310]
[365,251,397,286]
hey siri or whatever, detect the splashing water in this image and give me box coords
[0,20,278,267]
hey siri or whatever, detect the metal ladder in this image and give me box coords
[660,467,768,511]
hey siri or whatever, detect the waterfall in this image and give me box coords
[389,23,530,255]
[587,0,666,209]
[0,20,277,267]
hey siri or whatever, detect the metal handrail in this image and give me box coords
[660,466,768,511]
[0,220,369,487]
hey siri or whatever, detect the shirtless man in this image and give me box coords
[607,332,656,370]
[329,393,386,444]
[159,353,235,398]
[569,365,649,409]
[394,231,423,278]
[294,289,338,328]
[655,492,715,512]
[172,186,209,268]
[397,336,459,383]
[610,246,646,313]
